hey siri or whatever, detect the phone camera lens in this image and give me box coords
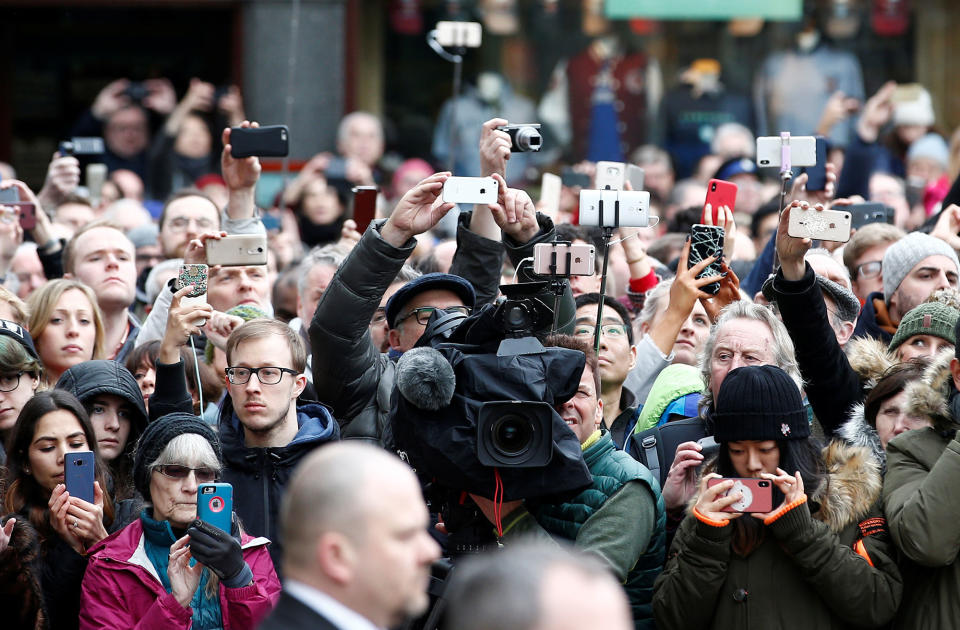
[711,183,716,191]
[480,188,486,194]
[759,481,769,487]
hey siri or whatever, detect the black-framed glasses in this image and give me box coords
[0,372,24,392]
[856,261,882,279]
[396,305,471,326]
[154,465,218,483]
[225,366,298,385]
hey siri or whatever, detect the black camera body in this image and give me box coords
[124,81,149,103]
[58,137,105,157]
[498,123,542,152]
[477,401,554,467]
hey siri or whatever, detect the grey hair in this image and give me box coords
[149,433,221,472]
[394,263,421,284]
[711,122,756,158]
[630,144,671,168]
[637,279,672,331]
[297,244,348,294]
[337,111,383,145]
[805,247,851,285]
[146,258,185,304]
[699,301,803,413]
[444,542,615,630]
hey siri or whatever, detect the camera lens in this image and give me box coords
[492,414,534,456]
[505,304,528,328]
[514,127,543,152]
[711,183,716,191]
[759,481,769,487]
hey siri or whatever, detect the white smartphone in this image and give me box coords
[756,135,818,168]
[206,234,268,267]
[532,242,596,276]
[626,164,645,191]
[442,176,498,205]
[540,172,562,217]
[595,161,626,190]
[579,189,656,228]
[787,205,852,243]
[435,21,482,48]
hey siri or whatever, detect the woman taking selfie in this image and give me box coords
[79,413,281,630]
[653,365,902,629]
[0,321,43,466]
[1,390,114,630]
[27,279,106,385]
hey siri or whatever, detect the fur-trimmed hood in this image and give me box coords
[845,336,897,387]
[838,402,886,471]
[690,441,881,533]
[904,348,958,433]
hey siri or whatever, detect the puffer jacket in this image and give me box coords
[654,441,902,630]
[309,212,562,445]
[218,395,338,569]
[883,349,960,629]
[79,517,281,630]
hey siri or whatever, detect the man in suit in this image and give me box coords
[258,442,441,630]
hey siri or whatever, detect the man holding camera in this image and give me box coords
[471,335,665,630]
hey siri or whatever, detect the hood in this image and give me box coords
[635,364,704,433]
[218,395,339,465]
[55,360,148,435]
[845,336,897,389]
[838,402,886,471]
[690,441,881,533]
[904,347,958,433]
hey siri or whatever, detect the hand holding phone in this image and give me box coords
[688,224,725,295]
[65,451,96,505]
[229,125,289,158]
[442,176,499,205]
[702,180,737,223]
[787,204,852,243]
[197,483,233,533]
[706,477,774,513]
[177,264,209,326]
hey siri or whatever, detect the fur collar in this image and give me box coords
[838,403,886,471]
[845,336,896,387]
[904,348,958,433]
[689,441,881,533]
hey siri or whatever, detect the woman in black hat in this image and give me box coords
[653,365,902,630]
[0,320,43,466]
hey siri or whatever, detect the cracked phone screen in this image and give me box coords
[688,225,725,295]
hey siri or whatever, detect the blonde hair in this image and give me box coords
[26,279,106,367]
[0,285,28,325]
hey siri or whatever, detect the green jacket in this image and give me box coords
[882,349,960,629]
[503,431,665,630]
[653,441,901,630]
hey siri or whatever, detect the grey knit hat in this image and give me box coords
[882,233,960,304]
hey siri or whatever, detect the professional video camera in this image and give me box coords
[391,282,592,504]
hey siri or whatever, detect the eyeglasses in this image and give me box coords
[165,217,216,233]
[573,324,628,338]
[856,261,882,280]
[371,307,387,325]
[0,372,24,392]
[225,366,298,385]
[154,465,218,483]
[395,305,471,326]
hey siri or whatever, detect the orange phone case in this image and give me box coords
[707,477,774,513]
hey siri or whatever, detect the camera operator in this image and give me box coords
[309,170,563,445]
[470,335,666,630]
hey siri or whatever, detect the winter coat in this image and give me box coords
[218,396,338,570]
[79,517,281,630]
[852,291,896,345]
[309,212,561,445]
[653,441,902,630]
[883,349,960,629]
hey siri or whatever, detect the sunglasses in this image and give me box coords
[154,465,218,483]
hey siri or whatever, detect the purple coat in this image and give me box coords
[79,518,281,630]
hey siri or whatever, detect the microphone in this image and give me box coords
[396,347,456,411]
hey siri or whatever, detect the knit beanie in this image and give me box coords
[893,87,935,127]
[713,365,809,442]
[906,133,949,169]
[888,301,959,353]
[133,412,222,499]
[882,233,960,304]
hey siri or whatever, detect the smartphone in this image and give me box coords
[351,186,378,234]
[177,264,208,326]
[229,125,289,158]
[65,451,95,505]
[707,477,774,513]
[595,161,626,190]
[442,176,498,205]
[206,234,268,266]
[197,483,233,533]
[18,202,36,230]
[756,135,818,168]
[626,165,645,191]
[435,20,483,48]
[324,157,347,181]
[891,83,925,104]
[540,173,562,217]
[802,137,829,192]
[688,224,725,295]
[849,203,894,230]
[696,435,720,460]
[561,168,591,189]
[788,205,852,243]
[578,189,654,228]
[58,137,105,157]
[702,179,738,223]
[0,188,17,203]
[533,242,596,276]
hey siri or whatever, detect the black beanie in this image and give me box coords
[713,365,809,442]
[133,413,222,499]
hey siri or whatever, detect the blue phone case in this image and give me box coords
[65,451,95,504]
[197,483,233,533]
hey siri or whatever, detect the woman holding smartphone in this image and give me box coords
[79,413,280,630]
[1,390,113,630]
[653,365,902,630]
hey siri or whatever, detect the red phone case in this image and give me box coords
[702,179,738,224]
[351,187,378,235]
[707,477,774,513]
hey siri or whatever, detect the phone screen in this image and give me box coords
[351,186,378,235]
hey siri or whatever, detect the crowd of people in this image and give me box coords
[0,50,959,630]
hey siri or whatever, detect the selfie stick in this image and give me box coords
[773,131,794,272]
[593,195,616,353]
[547,241,573,334]
[427,31,467,172]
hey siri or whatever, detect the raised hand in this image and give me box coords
[662,441,705,510]
[221,122,262,190]
[694,474,744,522]
[380,172,455,247]
[64,481,109,547]
[91,79,133,120]
[857,81,897,144]
[487,173,538,243]
[752,468,805,522]
[479,118,511,178]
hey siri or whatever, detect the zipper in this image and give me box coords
[261,452,271,539]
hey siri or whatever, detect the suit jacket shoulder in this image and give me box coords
[258,591,339,630]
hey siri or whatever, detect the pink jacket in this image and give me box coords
[79,518,281,630]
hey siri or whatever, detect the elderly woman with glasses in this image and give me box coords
[79,413,281,630]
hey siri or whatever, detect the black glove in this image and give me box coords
[187,520,252,588]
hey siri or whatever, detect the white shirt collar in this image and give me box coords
[284,579,382,630]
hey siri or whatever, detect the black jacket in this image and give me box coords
[851,291,895,345]
[257,591,339,630]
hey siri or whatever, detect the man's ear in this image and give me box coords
[594,397,603,428]
[628,343,638,371]
[388,327,402,351]
[293,373,307,399]
[316,532,355,586]
[950,357,960,392]
[836,320,856,346]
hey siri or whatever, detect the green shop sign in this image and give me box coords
[605,0,802,21]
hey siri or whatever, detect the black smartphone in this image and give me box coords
[561,168,591,189]
[230,125,290,158]
[802,136,828,192]
[688,224,725,295]
[849,203,894,230]
[58,137,105,157]
[351,186,378,234]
